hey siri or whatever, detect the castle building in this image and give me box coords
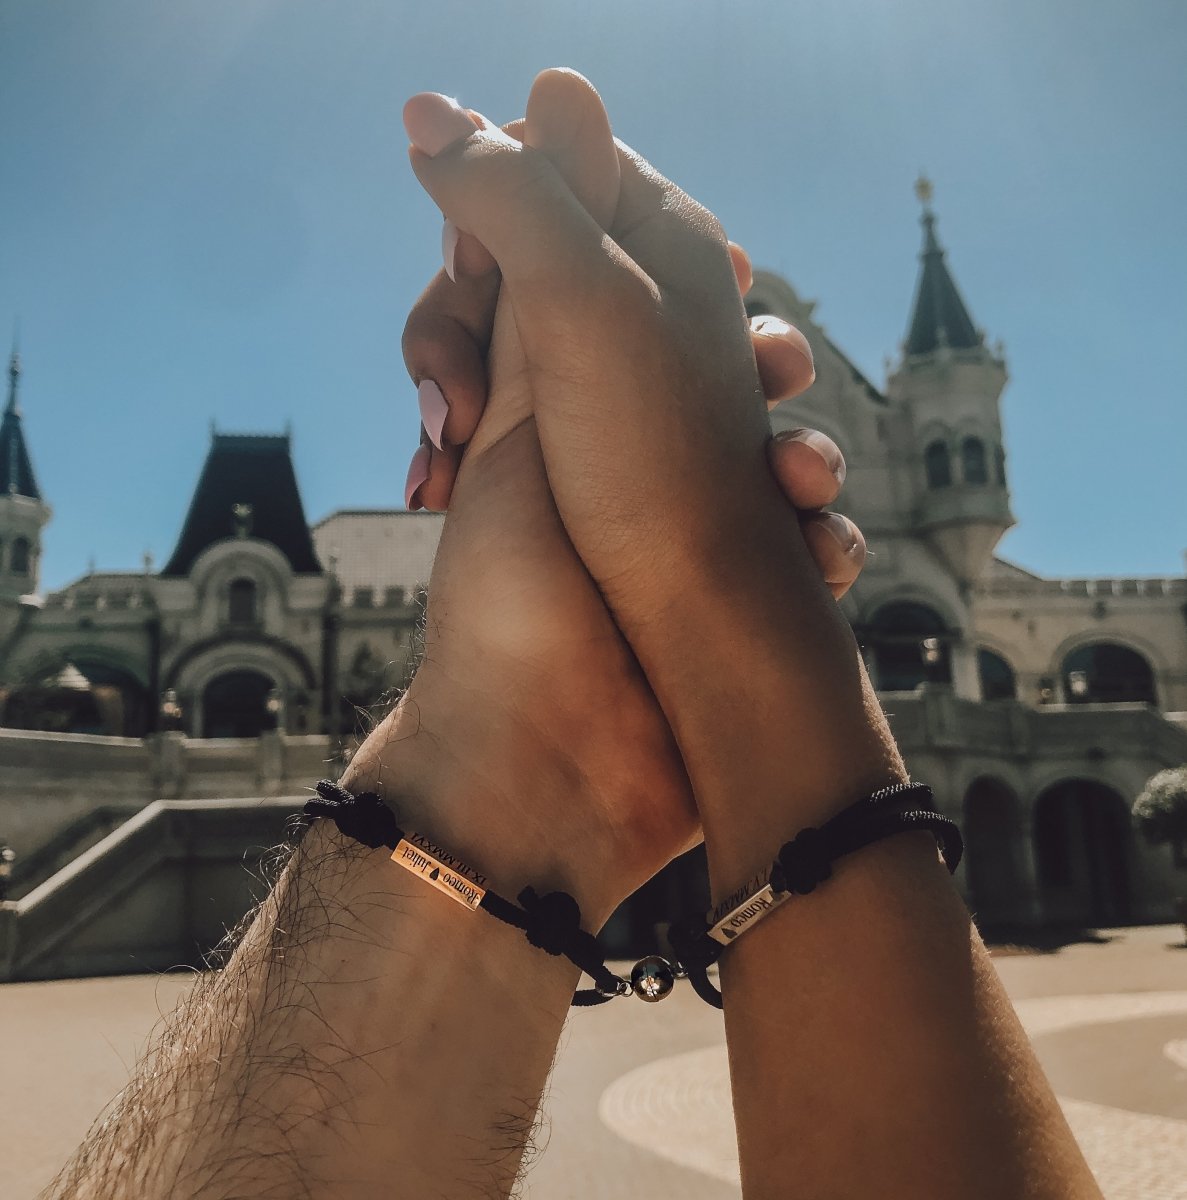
[2,183,1185,934]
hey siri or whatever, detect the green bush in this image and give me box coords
[1133,767,1187,859]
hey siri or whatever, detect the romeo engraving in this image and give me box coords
[707,882,791,946]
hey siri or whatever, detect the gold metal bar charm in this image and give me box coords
[706,882,791,946]
[391,833,487,911]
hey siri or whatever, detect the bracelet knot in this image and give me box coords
[307,784,399,850]
[773,826,832,895]
[518,887,583,957]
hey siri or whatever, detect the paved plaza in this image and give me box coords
[2,925,1185,1199]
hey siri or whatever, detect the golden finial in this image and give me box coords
[914,173,934,209]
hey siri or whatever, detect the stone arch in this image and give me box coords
[170,639,313,736]
[1033,778,1133,926]
[862,599,953,692]
[201,668,277,738]
[924,439,952,488]
[227,577,259,625]
[963,777,1029,926]
[1,656,150,736]
[10,535,31,575]
[977,647,1017,701]
[960,436,988,485]
[1059,641,1158,706]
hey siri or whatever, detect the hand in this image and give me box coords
[402,71,905,892]
[344,75,866,926]
[402,103,865,601]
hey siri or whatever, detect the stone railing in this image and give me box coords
[976,575,1186,598]
[0,729,339,863]
[884,686,1187,766]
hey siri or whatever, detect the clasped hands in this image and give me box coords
[343,68,901,934]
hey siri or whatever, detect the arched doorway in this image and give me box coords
[1061,642,1157,705]
[864,601,953,691]
[963,778,1027,926]
[1,661,150,736]
[202,670,274,738]
[977,649,1017,702]
[1034,780,1132,926]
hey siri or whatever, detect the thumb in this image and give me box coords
[403,93,637,325]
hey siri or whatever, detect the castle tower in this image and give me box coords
[887,178,1014,589]
[0,348,52,604]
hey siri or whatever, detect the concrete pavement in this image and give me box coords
[1,926,1184,1199]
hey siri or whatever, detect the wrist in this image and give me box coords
[339,667,633,928]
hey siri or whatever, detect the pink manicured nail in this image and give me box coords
[403,93,479,157]
[404,444,431,509]
[418,380,449,451]
[442,219,459,281]
[776,428,847,486]
[821,512,859,554]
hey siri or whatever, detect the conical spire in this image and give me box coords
[0,345,43,498]
[903,176,982,357]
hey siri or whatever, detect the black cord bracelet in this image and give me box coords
[304,781,630,1007]
[666,782,963,1009]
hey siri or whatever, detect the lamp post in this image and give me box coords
[0,844,16,902]
[265,687,285,733]
[1068,670,1090,701]
[159,688,184,732]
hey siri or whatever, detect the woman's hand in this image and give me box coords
[401,71,905,893]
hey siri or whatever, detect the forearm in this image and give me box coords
[49,697,586,1200]
[718,833,1101,1199]
[679,600,1102,1197]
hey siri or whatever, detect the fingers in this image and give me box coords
[728,241,753,295]
[768,428,847,508]
[403,93,621,309]
[751,315,815,406]
[524,69,619,230]
[402,269,500,450]
[799,511,866,600]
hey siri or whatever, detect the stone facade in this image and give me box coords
[2,189,1185,933]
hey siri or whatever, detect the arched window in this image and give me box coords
[961,437,988,485]
[924,440,951,488]
[977,648,1017,701]
[866,601,952,692]
[228,577,258,625]
[10,536,30,575]
[994,444,1007,486]
[1062,642,1157,706]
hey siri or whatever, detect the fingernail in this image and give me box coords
[404,444,431,509]
[418,380,449,451]
[403,93,479,157]
[442,219,459,281]
[777,428,847,486]
[822,512,859,554]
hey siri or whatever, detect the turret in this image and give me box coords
[0,347,52,602]
[887,177,1013,589]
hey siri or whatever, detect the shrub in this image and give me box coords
[1133,767,1187,866]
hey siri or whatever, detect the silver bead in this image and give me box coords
[630,955,676,1002]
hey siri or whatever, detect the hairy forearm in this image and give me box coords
[48,707,585,1200]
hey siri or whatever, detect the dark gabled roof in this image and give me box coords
[904,209,982,357]
[162,432,322,576]
[1,352,42,500]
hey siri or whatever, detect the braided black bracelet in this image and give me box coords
[304,780,632,1006]
[665,782,963,1008]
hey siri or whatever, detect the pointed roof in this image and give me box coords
[162,431,322,576]
[903,177,982,357]
[0,349,42,500]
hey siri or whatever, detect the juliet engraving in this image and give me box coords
[391,836,487,911]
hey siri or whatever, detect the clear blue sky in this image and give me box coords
[1,0,1184,590]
